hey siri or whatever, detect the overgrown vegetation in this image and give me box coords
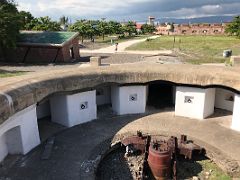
[0,70,26,78]
[178,158,231,180]
[0,0,21,49]
[226,16,240,37]
[127,35,240,64]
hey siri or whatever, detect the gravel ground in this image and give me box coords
[0,53,146,74]
[0,53,182,79]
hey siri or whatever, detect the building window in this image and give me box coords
[182,30,187,34]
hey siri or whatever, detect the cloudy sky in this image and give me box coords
[16,0,240,21]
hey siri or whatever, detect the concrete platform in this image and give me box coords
[0,108,239,179]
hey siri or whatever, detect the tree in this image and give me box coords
[97,21,110,40]
[19,11,34,30]
[59,16,69,30]
[69,20,97,42]
[26,16,61,31]
[168,23,174,33]
[108,21,123,35]
[141,24,156,34]
[226,16,240,37]
[123,21,137,36]
[0,0,21,52]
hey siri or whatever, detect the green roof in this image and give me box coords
[18,31,78,45]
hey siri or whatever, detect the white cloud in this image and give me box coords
[16,0,240,20]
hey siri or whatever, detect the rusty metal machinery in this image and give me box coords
[148,141,172,180]
[120,132,204,180]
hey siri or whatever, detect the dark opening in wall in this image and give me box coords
[147,83,175,108]
[70,47,75,59]
[36,100,65,142]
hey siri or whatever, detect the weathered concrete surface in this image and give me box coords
[0,63,240,125]
[0,109,239,179]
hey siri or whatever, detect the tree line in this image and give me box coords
[1,0,240,50]
[0,0,156,49]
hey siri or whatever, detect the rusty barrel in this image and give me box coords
[148,143,171,180]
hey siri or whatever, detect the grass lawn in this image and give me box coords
[178,158,232,180]
[0,70,26,78]
[127,35,240,64]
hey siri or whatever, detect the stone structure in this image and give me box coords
[230,56,240,66]
[0,31,80,63]
[156,23,227,35]
[1,63,240,163]
[111,85,147,115]
[90,56,102,67]
[0,105,40,162]
[175,87,215,119]
[50,90,97,127]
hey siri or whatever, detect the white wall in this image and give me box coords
[50,90,97,127]
[50,95,69,126]
[175,87,215,119]
[204,88,216,118]
[96,87,111,106]
[36,100,51,119]
[0,105,40,162]
[0,134,7,162]
[232,94,240,131]
[111,86,120,113]
[111,86,147,115]
[215,88,234,112]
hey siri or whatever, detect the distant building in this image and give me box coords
[136,23,143,33]
[0,31,80,63]
[155,23,228,35]
[148,16,155,26]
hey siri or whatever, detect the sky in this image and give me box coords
[16,0,240,22]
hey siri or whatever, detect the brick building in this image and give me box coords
[156,23,227,35]
[0,31,80,63]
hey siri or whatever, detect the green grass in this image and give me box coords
[0,70,26,78]
[178,158,232,179]
[198,159,232,180]
[127,35,240,64]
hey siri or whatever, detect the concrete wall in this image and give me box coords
[232,94,240,131]
[172,86,176,105]
[61,38,80,62]
[36,100,51,119]
[175,87,215,119]
[111,86,147,115]
[96,87,111,106]
[0,105,40,162]
[215,88,234,112]
[50,90,97,127]
[0,37,80,63]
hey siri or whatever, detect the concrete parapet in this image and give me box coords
[90,56,101,67]
[230,56,240,66]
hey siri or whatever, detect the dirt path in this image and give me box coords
[81,36,172,55]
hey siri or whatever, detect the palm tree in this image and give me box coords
[59,16,69,31]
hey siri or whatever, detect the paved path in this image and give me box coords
[0,109,239,179]
[81,35,172,55]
